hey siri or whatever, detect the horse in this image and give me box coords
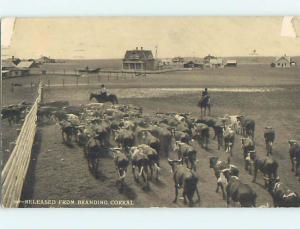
[198,95,211,116]
[89,93,118,104]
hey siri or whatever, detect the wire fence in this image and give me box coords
[1,82,43,208]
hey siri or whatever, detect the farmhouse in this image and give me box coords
[1,60,31,78]
[273,55,291,68]
[122,47,155,71]
[172,56,184,63]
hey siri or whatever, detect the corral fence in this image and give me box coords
[1,82,43,208]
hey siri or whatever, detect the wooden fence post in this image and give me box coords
[62,79,65,88]
[87,77,90,85]
[76,77,79,87]
[48,79,50,89]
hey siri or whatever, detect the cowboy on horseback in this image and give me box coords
[198,88,211,116]
[99,84,108,98]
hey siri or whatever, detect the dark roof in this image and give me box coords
[124,50,154,61]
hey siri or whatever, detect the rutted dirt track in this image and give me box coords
[20,88,300,208]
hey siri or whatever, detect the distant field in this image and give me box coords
[3,65,300,90]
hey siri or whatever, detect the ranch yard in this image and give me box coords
[2,66,300,208]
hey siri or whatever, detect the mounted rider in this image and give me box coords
[201,88,210,104]
[100,84,108,98]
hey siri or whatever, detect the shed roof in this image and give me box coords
[17,61,35,68]
[226,60,237,64]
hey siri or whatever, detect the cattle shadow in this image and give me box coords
[19,129,42,208]
[150,179,167,188]
[119,183,137,200]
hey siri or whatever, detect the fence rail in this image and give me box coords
[1,82,43,208]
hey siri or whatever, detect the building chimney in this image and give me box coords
[141,47,143,50]
[136,47,138,50]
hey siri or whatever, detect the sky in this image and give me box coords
[1,17,300,59]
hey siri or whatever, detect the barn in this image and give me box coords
[122,47,155,71]
[183,61,203,69]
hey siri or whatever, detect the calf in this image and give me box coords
[168,159,200,205]
[225,175,257,207]
[268,179,300,207]
[209,156,239,200]
[85,137,103,177]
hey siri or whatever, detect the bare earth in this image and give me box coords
[2,66,300,208]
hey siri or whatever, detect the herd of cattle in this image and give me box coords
[2,100,300,207]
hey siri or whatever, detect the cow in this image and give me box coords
[138,144,161,181]
[223,114,242,134]
[241,137,255,173]
[114,128,135,154]
[237,116,255,139]
[85,137,103,177]
[209,156,239,200]
[288,140,300,179]
[268,178,300,207]
[192,123,209,149]
[173,141,197,171]
[136,129,160,154]
[1,106,23,125]
[264,127,275,156]
[148,125,172,157]
[111,148,130,191]
[223,174,257,207]
[212,119,226,150]
[59,120,75,145]
[168,159,200,206]
[249,150,279,188]
[129,146,150,188]
[224,126,235,156]
[172,130,191,144]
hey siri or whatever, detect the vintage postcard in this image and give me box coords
[1,17,300,208]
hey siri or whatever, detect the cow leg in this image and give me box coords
[220,184,226,200]
[290,155,295,172]
[195,186,200,203]
[149,165,153,180]
[182,188,188,205]
[132,165,138,182]
[173,185,179,203]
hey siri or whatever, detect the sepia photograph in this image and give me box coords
[1,16,300,208]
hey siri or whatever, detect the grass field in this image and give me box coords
[2,64,300,208]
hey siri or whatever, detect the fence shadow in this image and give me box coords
[19,129,43,208]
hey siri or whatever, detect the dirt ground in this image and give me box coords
[19,85,300,208]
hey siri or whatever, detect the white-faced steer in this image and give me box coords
[168,159,200,206]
